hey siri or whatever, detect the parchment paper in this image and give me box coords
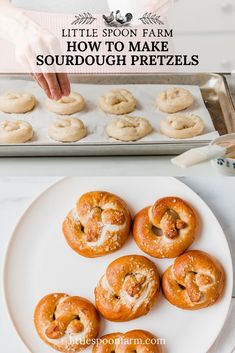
[0,80,219,144]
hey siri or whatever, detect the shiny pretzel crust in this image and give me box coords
[63,191,131,258]
[34,293,100,352]
[95,255,160,321]
[133,197,197,258]
[162,250,225,310]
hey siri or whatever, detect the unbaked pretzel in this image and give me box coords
[93,330,163,353]
[0,91,36,113]
[0,120,33,143]
[94,255,160,321]
[106,115,152,142]
[48,117,86,142]
[63,191,131,258]
[34,293,100,352]
[133,197,197,258]
[99,89,137,115]
[45,92,85,115]
[156,87,194,113]
[160,114,204,139]
[162,250,225,310]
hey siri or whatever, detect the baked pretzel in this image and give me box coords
[162,250,225,310]
[63,191,131,258]
[34,293,100,352]
[93,330,163,353]
[133,197,197,259]
[94,255,160,321]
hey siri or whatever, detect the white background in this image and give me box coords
[0,177,235,353]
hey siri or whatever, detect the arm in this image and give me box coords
[0,0,70,100]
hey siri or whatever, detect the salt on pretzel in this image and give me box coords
[133,197,197,258]
[94,255,160,321]
[34,293,100,352]
[93,330,163,353]
[99,89,137,115]
[63,191,131,258]
[162,250,225,310]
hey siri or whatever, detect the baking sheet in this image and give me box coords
[0,80,219,145]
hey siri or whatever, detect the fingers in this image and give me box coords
[57,73,71,97]
[44,73,63,100]
[32,73,71,100]
[33,73,52,99]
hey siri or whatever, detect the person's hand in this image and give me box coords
[0,4,70,100]
[13,20,71,100]
[32,73,70,100]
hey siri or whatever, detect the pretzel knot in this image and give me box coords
[160,114,204,139]
[156,87,194,113]
[34,294,100,352]
[95,255,160,321]
[45,92,85,115]
[0,91,36,113]
[63,191,131,258]
[133,197,197,258]
[99,89,137,115]
[0,120,33,144]
[162,250,225,310]
[92,330,163,353]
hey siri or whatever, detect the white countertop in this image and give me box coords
[0,156,218,176]
[0,177,234,353]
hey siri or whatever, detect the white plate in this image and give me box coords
[3,177,233,353]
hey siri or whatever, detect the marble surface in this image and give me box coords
[0,177,234,353]
[0,76,234,177]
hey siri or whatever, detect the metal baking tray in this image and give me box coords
[0,73,234,157]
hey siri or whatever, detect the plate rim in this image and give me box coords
[2,176,234,353]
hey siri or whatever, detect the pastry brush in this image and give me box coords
[171,143,235,169]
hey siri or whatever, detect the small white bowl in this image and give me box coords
[210,133,235,175]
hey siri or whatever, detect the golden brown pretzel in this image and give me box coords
[63,191,131,258]
[162,250,225,310]
[93,330,163,353]
[94,255,160,321]
[34,293,100,352]
[133,197,197,258]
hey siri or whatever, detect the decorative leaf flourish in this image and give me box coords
[71,13,97,25]
[139,13,164,25]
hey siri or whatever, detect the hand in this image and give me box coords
[12,14,71,100]
[32,73,71,100]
